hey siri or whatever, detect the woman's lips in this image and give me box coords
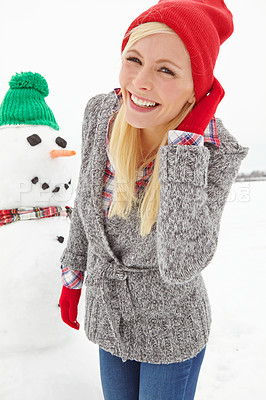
[128,92,160,113]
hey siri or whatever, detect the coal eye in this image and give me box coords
[27,134,42,146]
[55,137,67,148]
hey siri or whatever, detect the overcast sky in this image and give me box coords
[0,0,265,173]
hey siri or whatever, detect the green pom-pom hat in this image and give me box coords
[0,72,59,130]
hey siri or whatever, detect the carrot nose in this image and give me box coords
[50,149,76,159]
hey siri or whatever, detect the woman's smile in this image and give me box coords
[128,91,160,112]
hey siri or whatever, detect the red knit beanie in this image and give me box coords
[121,0,234,103]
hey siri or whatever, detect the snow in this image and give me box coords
[1,180,265,399]
[199,181,266,399]
[0,122,78,354]
[0,218,75,353]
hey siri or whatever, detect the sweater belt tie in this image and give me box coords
[89,259,157,362]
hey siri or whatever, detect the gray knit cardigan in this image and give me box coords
[60,90,249,364]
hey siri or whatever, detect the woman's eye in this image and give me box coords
[126,57,142,65]
[160,67,175,76]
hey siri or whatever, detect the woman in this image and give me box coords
[59,1,249,399]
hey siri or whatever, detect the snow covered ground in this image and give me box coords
[1,180,265,400]
[199,180,266,400]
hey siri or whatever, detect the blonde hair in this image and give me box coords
[108,22,195,237]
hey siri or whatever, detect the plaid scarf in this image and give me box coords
[0,206,72,227]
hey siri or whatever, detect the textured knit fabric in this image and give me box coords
[0,206,72,227]
[61,89,220,288]
[60,90,249,364]
[121,0,234,103]
[0,72,59,130]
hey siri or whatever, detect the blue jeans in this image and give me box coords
[99,346,206,400]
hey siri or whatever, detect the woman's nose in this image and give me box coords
[132,67,153,91]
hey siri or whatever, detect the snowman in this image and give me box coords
[0,72,78,355]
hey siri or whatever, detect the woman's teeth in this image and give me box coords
[131,94,157,108]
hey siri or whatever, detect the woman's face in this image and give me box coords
[119,32,195,135]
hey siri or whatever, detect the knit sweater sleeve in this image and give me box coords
[157,118,249,284]
[60,95,102,271]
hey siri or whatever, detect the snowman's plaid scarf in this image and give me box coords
[0,206,72,226]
